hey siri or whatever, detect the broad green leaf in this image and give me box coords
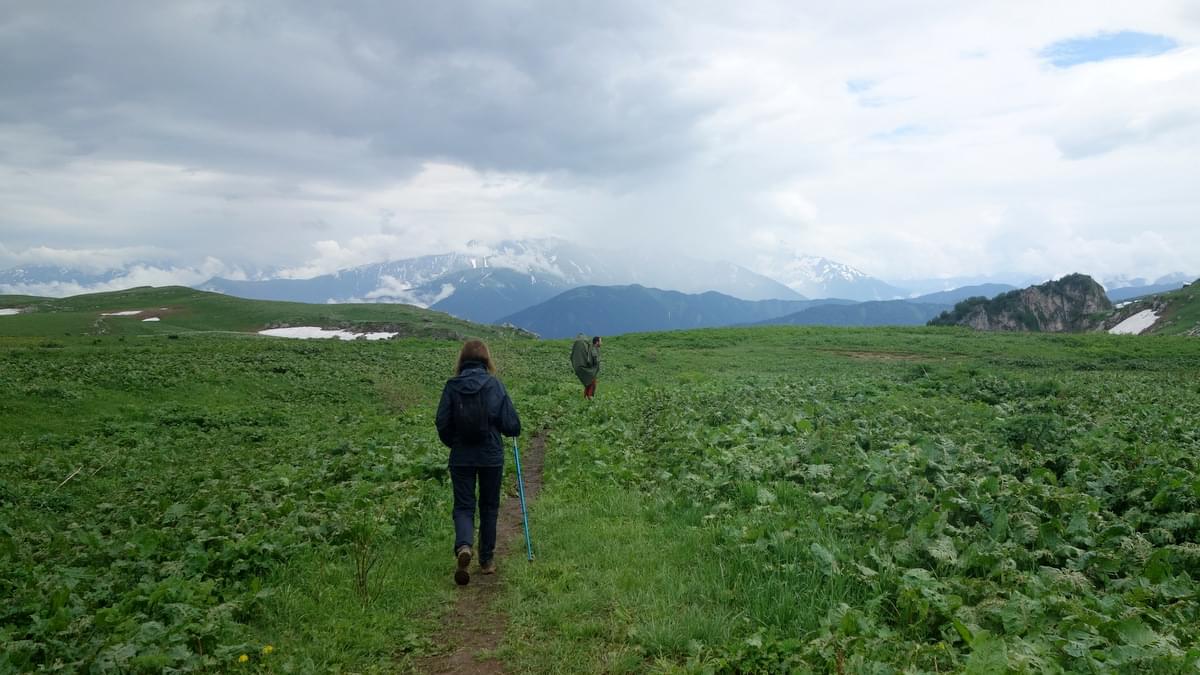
[811,543,838,575]
[965,631,1009,674]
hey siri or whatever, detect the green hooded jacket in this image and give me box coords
[570,334,600,386]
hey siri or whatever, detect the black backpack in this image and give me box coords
[452,386,491,444]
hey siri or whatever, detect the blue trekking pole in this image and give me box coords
[513,439,534,561]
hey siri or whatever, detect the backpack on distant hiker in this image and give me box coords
[571,335,599,385]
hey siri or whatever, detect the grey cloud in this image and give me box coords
[0,2,715,182]
[3,2,1198,284]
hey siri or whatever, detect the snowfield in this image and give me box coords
[142,317,161,322]
[1109,309,1159,335]
[101,310,143,316]
[258,327,397,340]
[0,308,22,316]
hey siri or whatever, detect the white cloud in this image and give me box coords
[0,243,167,272]
[1048,47,1200,158]
[273,162,572,277]
[1,2,1198,285]
[766,187,820,224]
[362,279,456,306]
[0,254,245,297]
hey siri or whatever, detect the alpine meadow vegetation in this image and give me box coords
[2,320,1199,672]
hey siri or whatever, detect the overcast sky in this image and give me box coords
[1,1,1197,286]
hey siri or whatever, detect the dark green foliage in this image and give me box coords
[0,335,562,672]
[505,326,1200,672]
[929,296,989,326]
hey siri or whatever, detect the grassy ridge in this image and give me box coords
[1151,283,1200,336]
[0,286,522,339]
[3,324,1199,672]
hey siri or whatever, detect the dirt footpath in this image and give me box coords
[416,432,546,674]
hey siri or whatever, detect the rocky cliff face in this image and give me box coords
[929,274,1112,332]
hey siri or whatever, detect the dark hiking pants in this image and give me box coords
[450,465,503,563]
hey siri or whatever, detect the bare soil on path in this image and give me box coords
[415,432,546,674]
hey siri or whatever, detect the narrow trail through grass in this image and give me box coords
[417,432,547,674]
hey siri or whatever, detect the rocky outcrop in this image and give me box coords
[929,274,1112,332]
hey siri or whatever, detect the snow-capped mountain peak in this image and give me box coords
[752,252,903,301]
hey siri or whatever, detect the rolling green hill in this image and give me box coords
[0,286,524,340]
[1158,282,1200,335]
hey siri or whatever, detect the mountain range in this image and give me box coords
[4,240,1194,336]
[0,265,152,296]
[905,283,1016,305]
[497,285,853,338]
[196,238,841,322]
[1106,281,1193,303]
[497,282,1024,337]
[755,300,951,328]
[6,240,907,328]
[203,263,574,323]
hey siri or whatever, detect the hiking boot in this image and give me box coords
[480,559,497,575]
[455,546,472,586]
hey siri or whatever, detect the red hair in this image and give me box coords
[456,339,496,374]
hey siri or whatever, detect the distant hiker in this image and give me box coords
[570,334,602,399]
[436,339,521,586]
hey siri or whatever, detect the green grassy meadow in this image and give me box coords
[0,286,520,340]
[3,294,1200,672]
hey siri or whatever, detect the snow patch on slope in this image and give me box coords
[1109,309,1159,335]
[258,327,397,340]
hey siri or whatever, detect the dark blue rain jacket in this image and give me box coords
[435,361,521,467]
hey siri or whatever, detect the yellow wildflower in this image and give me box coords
[238,654,249,663]
[262,644,274,656]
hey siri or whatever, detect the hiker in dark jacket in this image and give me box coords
[435,339,521,585]
[570,334,602,399]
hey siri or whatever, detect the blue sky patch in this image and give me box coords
[846,79,876,94]
[871,124,926,142]
[1040,31,1177,67]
